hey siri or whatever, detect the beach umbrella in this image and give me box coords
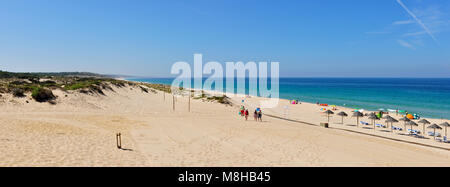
[382,115,392,119]
[352,111,364,127]
[382,115,393,130]
[324,110,334,123]
[336,112,348,124]
[399,117,410,130]
[427,124,442,140]
[406,121,418,132]
[385,117,399,132]
[439,122,450,137]
[368,113,379,130]
[418,119,431,136]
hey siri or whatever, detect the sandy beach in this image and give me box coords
[0,83,449,167]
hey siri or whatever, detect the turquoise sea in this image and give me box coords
[127,78,450,119]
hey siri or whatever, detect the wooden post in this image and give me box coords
[119,133,122,149]
[172,94,175,111]
[163,92,165,101]
[116,133,122,149]
[188,92,191,112]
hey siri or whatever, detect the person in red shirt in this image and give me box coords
[244,109,249,121]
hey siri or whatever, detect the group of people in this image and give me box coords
[239,106,263,122]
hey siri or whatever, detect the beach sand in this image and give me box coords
[0,84,449,166]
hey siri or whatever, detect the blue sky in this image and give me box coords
[0,0,449,77]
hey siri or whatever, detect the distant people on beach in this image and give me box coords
[254,110,258,121]
[244,109,249,121]
[239,106,245,117]
[258,110,262,122]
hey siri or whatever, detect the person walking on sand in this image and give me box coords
[244,109,249,121]
[253,110,258,121]
[258,110,262,122]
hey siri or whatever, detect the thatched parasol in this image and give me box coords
[427,124,442,140]
[399,117,410,131]
[418,119,431,136]
[439,122,450,137]
[352,111,364,127]
[337,112,348,124]
[368,113,379,130]
[385,117,399,132]
[406,121,418,132]
[324,110,334,123]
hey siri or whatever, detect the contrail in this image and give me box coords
[396,0,438,44]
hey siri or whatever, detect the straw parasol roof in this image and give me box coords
[418,119,431,135]
[337,112,348,124]
[439,122,450,137]
[382,115,392,119]
[352,111,364,127]
[418,119,431,124]
[428,124,442,140]
[368,113,379,130]
[406,121,418,126]
[324,110,334,122]
[352,111,363,117]
[428,124,442,129]
[385,118,398,123]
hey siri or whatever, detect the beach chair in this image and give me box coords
[392,126,402,131]
[444,136,449,143]
[428,131,435,136]
[360,121,369,126]
[375,124,386,128]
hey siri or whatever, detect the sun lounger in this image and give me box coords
[360,121,369,126]
[375,124,386,128]
[407,129,420,134]
[392,126,402,131]
[444,136,449,143]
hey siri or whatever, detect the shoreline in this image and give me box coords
[124,78,450,122]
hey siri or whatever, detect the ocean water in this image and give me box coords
[127,77,450,119]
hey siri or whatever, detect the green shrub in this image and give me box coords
[31,87,55,102]
[12,88,25,97]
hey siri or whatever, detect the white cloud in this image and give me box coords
[397,40,416,50]
[402,31,427,37]
[365,31,391,34]
[396,0,439,44]
[393,20,415,25]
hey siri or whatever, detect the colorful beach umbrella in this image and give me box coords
[337,112,348,124]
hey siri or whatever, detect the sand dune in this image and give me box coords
[0,84,449,166]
